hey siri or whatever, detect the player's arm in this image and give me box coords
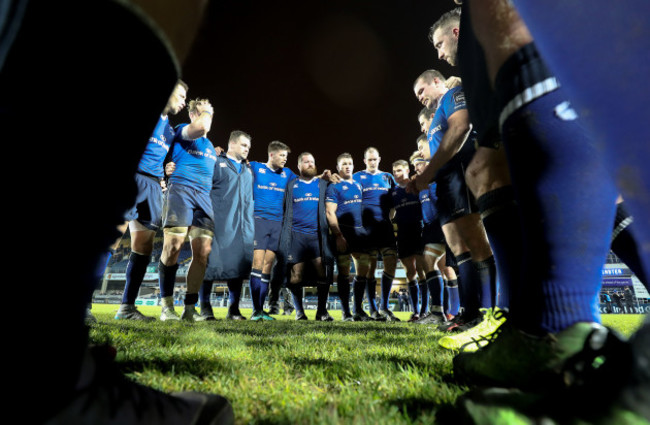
[326,201,348,252]
[318,169,342,184]
[183,101,213,139]
[413,109,472,191]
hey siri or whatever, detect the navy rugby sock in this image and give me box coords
[477,186,520,310]
[122,252,149,304]
[249,268,262,311]
[158,261,179,298]
[352,276,366,315]
[184,292,198,306]
[366,278,378,313]
[380,272,394,311]
[426,270,445,314]
[419,280,429,316]
[198,280,212,305]
[337,274,352,316]
[289,284,305,315]
[456,252,481,318]
[227,278,243,313]
[446,279,460,316]
[408,280,419,313]
[496,44,618,333]
[259,273,271,310]
[473,256,497,310]
[316,282,330,314]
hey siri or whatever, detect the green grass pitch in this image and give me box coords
[88,304,646,424]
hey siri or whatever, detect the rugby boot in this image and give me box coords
[260,311,276,321]
[160,306,181,321]
[315,311,335,322]
[115,304,155,321]
[379,308,401,322]
[181,305,200,322]
[353,311,372,322]
[416,312,448,325]
[439,308,506,352]
[196,303,216,321]
[342,313,355,322]
[453,320,606,390]
[407,313,420,323]
[370,311,387,322]
[225,309,246,321]
[295,311,309,321]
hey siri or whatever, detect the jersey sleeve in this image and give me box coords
[325,184,338,204]
[443,87,468,116]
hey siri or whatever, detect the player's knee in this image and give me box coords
[188,227,214,241]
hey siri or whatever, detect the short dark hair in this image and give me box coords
[336,152,353,165]
[268,140,291,154]
[392,159,409,169]
[414,70,446,88]
[429,8,462,44]
[177,79,189,91]
[418,106,436,120]
[229,130,251,143]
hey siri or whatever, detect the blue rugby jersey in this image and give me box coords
[419,182,439,224]
[167,123,218,193]
[250,161,298,221]
[290,178,321,235]
[325,179,364,228]
[352,170,395,222]
[427,86,468,158]
[390,184,423,228]
[137,115,174,178]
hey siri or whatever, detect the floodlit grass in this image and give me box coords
[88,304,645,424]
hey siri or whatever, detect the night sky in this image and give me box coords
[181,0,455,173]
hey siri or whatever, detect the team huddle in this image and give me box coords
[108,7,508,355]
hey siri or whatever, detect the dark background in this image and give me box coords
[181,0,455,172]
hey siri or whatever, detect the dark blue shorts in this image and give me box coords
[435,160,476,225]
[422,220,445,246]
[288,231,320,264]
[337,225,369,254]
[162,183,214,230]
[123,172,164,230]
[254,217,282,252]
[364,219,397,251]
[396,225,424,259]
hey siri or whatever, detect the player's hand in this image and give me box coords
[165,162,176,176]
[214,146,224,155]
[196,100,214,117]
[335,234,348,253]
[328,173,342,184]
[445,76,462,89]
[406,175,422,194]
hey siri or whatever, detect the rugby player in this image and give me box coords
[248,141,298,318]
[157,98,219,321]
[277,153,335,321]
[388,160,425,322]
[325,153,370,322]
[200,130,255,321]
[115,80,188,321]
[353,147,397,321]
[410,70,501,344]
